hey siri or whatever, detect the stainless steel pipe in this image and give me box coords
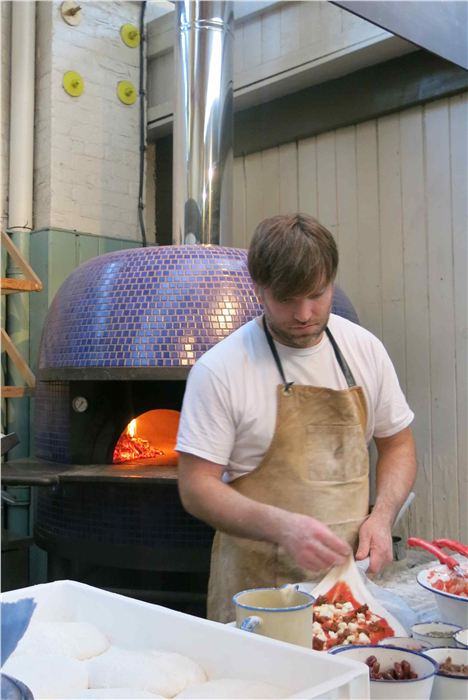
[173,1,234,246]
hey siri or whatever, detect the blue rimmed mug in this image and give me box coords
[232,584,314,647]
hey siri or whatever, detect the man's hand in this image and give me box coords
[355,426,416,574]
[278,511,352,572]
[355,513,393,573]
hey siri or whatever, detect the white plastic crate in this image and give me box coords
[2,581,369,699]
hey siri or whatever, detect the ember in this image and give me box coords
[113,412,180,465]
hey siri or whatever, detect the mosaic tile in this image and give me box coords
[39,245,261,370]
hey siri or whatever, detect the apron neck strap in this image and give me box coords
[324,327,357,387]
[262,316,294,391]
[262,316,357,389]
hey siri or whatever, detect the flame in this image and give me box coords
[113,410,180,466]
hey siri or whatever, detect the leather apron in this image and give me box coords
[207,318,369,623]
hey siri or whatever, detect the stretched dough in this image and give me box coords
[87,647,206,697]
[2,653,88,699]
[13,620,109,660]
[176,678,287,698]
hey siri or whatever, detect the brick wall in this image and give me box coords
[35,1,143,240]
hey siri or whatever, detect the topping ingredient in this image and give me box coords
[312,582,394,651]
[427,568,468,597]
[366,655,418,681]
[438,657,468,677]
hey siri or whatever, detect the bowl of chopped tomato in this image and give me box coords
[416,565,468,628]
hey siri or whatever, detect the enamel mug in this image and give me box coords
[233,585,314,647]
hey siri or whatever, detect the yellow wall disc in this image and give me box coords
[117,80,137,105]
[63,71,84,97]
[120,23,140,48]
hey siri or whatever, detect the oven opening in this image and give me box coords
[113,409,180,465]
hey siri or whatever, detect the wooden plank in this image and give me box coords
[298,136,318,216]
[1,278,42,293]
[242,13,262,72]
[316,131,338,242]
[233,156,247,248]
[355,120,382,337]
[399,106,433,541]
[279,142,298,212]
[280,1,300,56]
[449,93,468,541]
[1,328,35,387]
[424,98,458,538]
[335,126,360,313]
[244,152,264,244]
[261,147,280,218]
[298,0,322,50]
[261,5,281,64]
[2,386,35,398]
[1,231,43,288]
[377,113,406,384]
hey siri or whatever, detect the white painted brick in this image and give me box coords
[35,1,141,238]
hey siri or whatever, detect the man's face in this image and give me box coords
[256,283,334,348]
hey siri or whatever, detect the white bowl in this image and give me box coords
[411,622,462,648]
[454,628,468,650]
[416,565,468,627]
[378,636,430,652]
[330,645,437,699]
[422,646,468,699]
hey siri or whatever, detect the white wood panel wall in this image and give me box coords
[232,93,468,542]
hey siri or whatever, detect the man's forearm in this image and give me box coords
[177,452,351,572]
[372,426,417,525]
[178,454,288,543]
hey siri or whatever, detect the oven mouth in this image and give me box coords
[113,409,180,465]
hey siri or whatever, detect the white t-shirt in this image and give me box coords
[176,314,414,482]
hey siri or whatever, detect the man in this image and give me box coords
[176,214,416,623]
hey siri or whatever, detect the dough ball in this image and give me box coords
[2,653,88,699]
[176,678,287,699]
[14,621,109,660]
[87,646,182,697]
[69,689,164,698]
[150,652,207,694]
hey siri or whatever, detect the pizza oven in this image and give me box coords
[32,244,261,613]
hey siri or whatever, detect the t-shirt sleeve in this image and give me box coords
[372,340,414,438]
[176,360,235,465]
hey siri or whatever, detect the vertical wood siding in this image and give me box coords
[232,93,468,541]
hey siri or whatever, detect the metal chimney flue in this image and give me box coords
[173,1,234,246]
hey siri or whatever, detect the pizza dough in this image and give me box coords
[87,646,206,697]
[175,678,287,698]
[2,653,88,698]
[13,620,110,660]
[150,652,207,693]
[69,690,164,698]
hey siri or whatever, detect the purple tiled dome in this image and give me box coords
[39,245,262,370]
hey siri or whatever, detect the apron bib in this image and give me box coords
[207,319,369,622]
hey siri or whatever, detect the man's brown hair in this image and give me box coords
[247,213,338,300]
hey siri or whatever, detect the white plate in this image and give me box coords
[298,555,407,637]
